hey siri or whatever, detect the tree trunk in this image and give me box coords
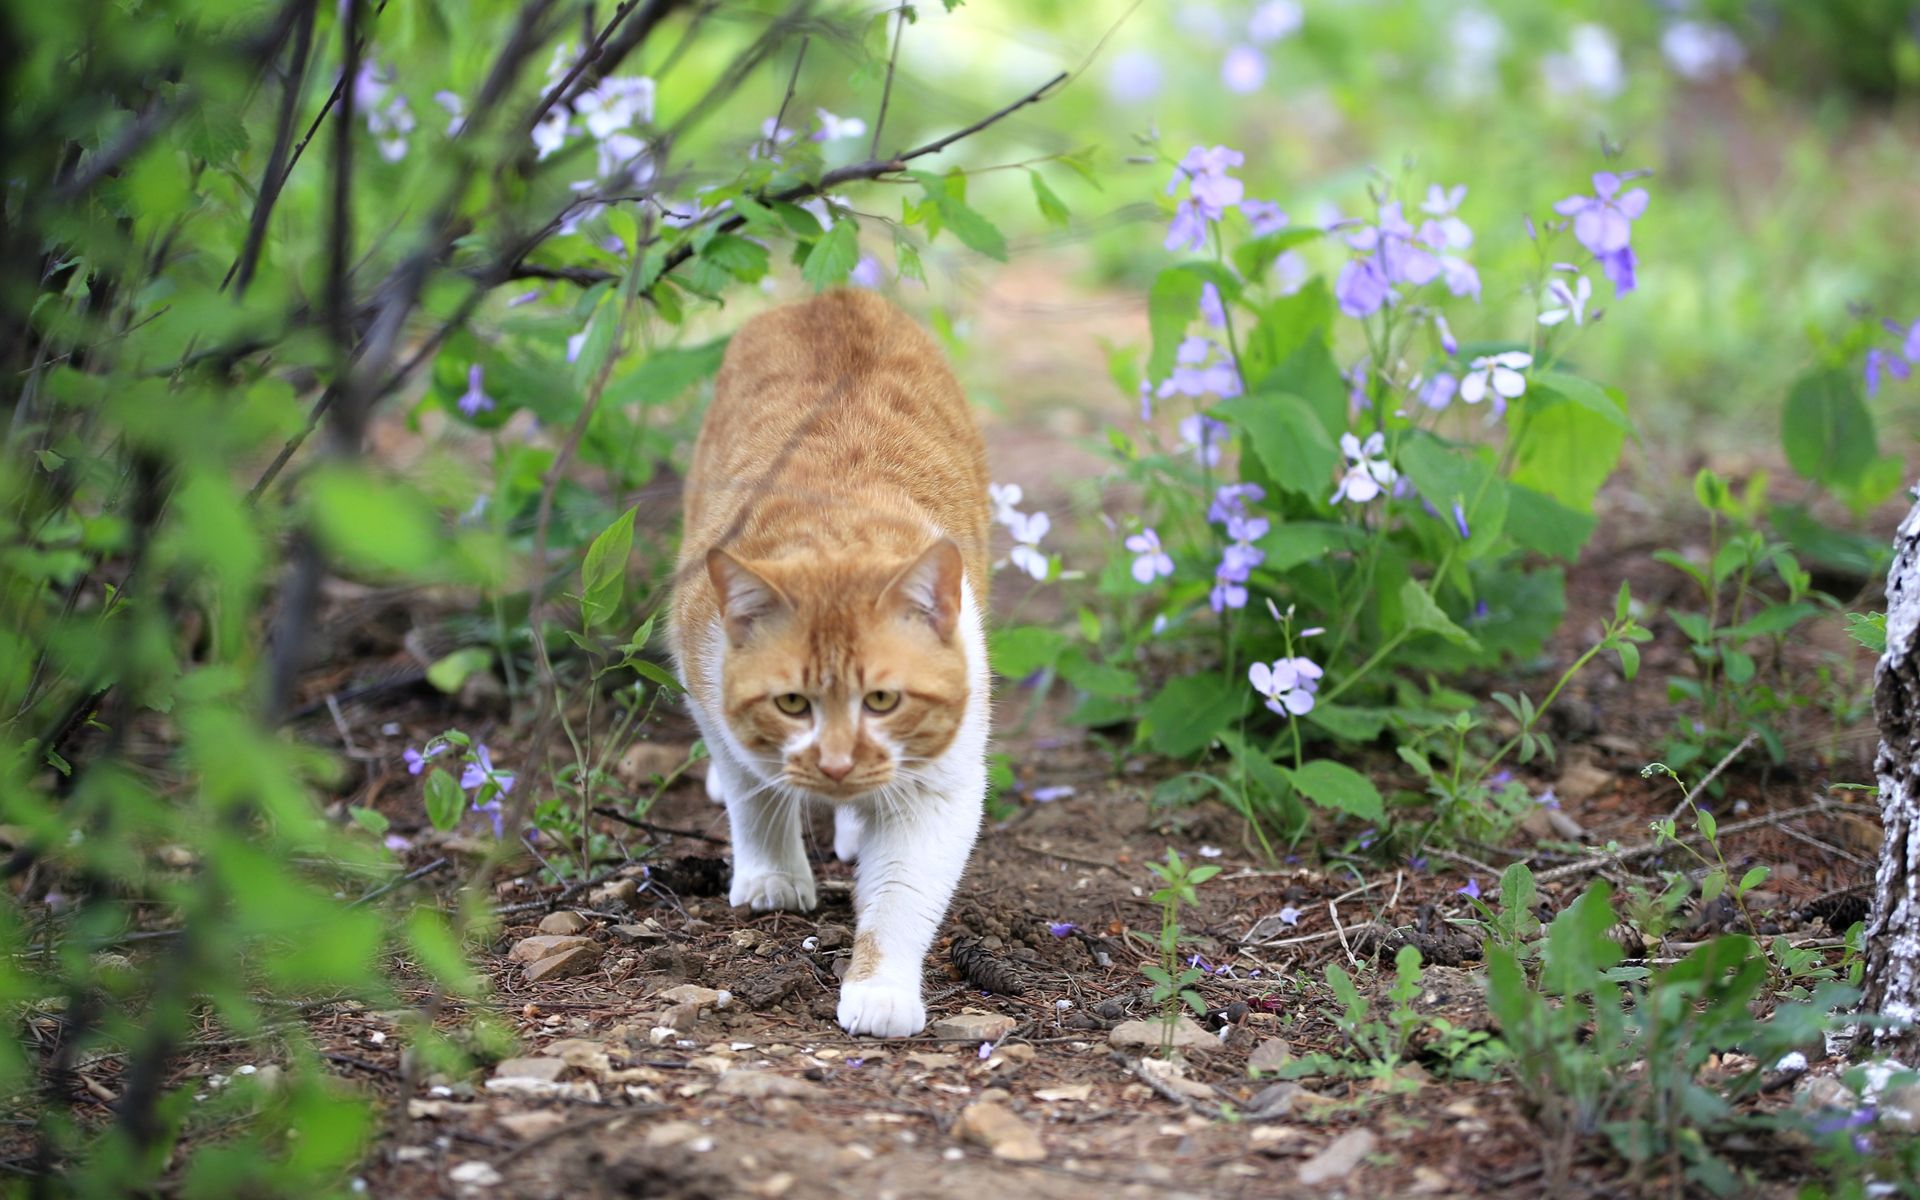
[1863,492,1920,1057]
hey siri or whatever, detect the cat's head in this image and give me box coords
[705,539,970,797]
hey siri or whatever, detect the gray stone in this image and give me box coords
[537,911,589,935]
[1297,1128,1377,1185]
[492,1056,569,1083]
[954,1102,1045,1162]
[1107,1015,1218,1053]
[1249,1037,1293,1073]
[928,1013,1018,1041]
[713,1070,825,1100]
[508,934,594,964]
[523,944,603,982]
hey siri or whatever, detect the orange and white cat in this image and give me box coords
[669,290,990,1037]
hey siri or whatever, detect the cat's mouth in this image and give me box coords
[786,769,892,799]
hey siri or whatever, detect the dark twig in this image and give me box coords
[765,35,810,159]
[505,69,1069,289]
[590,807,726,845]
[868,4,906,160]
[226,0,319,295]
[347,858,451,908]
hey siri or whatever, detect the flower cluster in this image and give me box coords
[1164,145,1246,253]
[990,483,1053,581]
[353,62,417,163]
[1554,171,1648,294]
[1156,336,1243,410]
[1333,185,1480,319]
[405,739,517,837]
[1208,483,1268,612]
[1865,317,1920,397]
[1330,431,1397,504]
[1249,656,1321,716]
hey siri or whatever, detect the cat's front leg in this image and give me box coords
[716,750,817,912]
[837,771,984,1037]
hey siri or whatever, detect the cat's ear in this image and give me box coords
[882,539,964,641]
[707,549,789,646]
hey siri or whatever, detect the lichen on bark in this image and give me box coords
[1863,491,1920,1056]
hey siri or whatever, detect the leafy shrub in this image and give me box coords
[0,0,1070,1188]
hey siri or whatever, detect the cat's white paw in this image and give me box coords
[837,979,926,1038]
[729,869,817,912]
[703,768,727,805]
[832,808,862,863]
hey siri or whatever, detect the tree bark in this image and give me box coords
[1863,491,1920,1057]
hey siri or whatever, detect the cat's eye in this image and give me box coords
[773,693,810,716]
[863,690,900,713]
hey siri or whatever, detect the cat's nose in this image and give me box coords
[819,756,854,782]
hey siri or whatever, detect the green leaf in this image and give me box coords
[1505,482,1598,561]
[570,298,619,392]
[1398,579,1480,649]
[1257,521,1364,572]
[580,506,636,629]
[905,170,1007,261]
[604,336,729,409]
[1303,704,1390,742]
[1145,266,1206,384]
[1845,612,1887,654]
[306,465,441,577]
[1231,228,1323,282]
[700,233,771,282]
[424,768,465,832]
[34,448,65,472]
[1282,759,1384,822]
[1213,391,1340,499]
[349,806,390,836]
[802,218,861,290]
[628,659,684,692]
[1511,385,1628,513]
[1144,672,1251,758]
[1531,371,1635,434]
[991,625,1068,678]
[1027,169,1069,228]
[1781,367,1876,489]
[1057,648,1139,698]
[426,647,492,693]
[1540,882,1622,996]
[1616,642,1640,681]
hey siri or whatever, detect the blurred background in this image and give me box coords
[820,0,1920,508]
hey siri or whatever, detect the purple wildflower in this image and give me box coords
[1241,200,1288,236]
[849,255,885,289]
[1554,172,1649,258]
[1277,906,1301,926]
[1456,878,1482,900]
[1331,432,1396,504]
[1249,0,1303,43]
[1536,788,1560,809]
[1249,657,1322,716]
[1452,502,1471,540]
[977,1041,993,1061]
[1048,921,1075,937]
[1165,199,1209,253]
[1125,527,1175,584]
[1032,785,1075,803]
[1208,482,1266,524]
[459,744,517,798]
[403,744,446,775]
[1221,45,1266,93]
[1334,257,1391,318]
[1179,414,1229,468]
[1867,349,1912,398]
[458,365,494,416]
[1199,280,1228,329]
